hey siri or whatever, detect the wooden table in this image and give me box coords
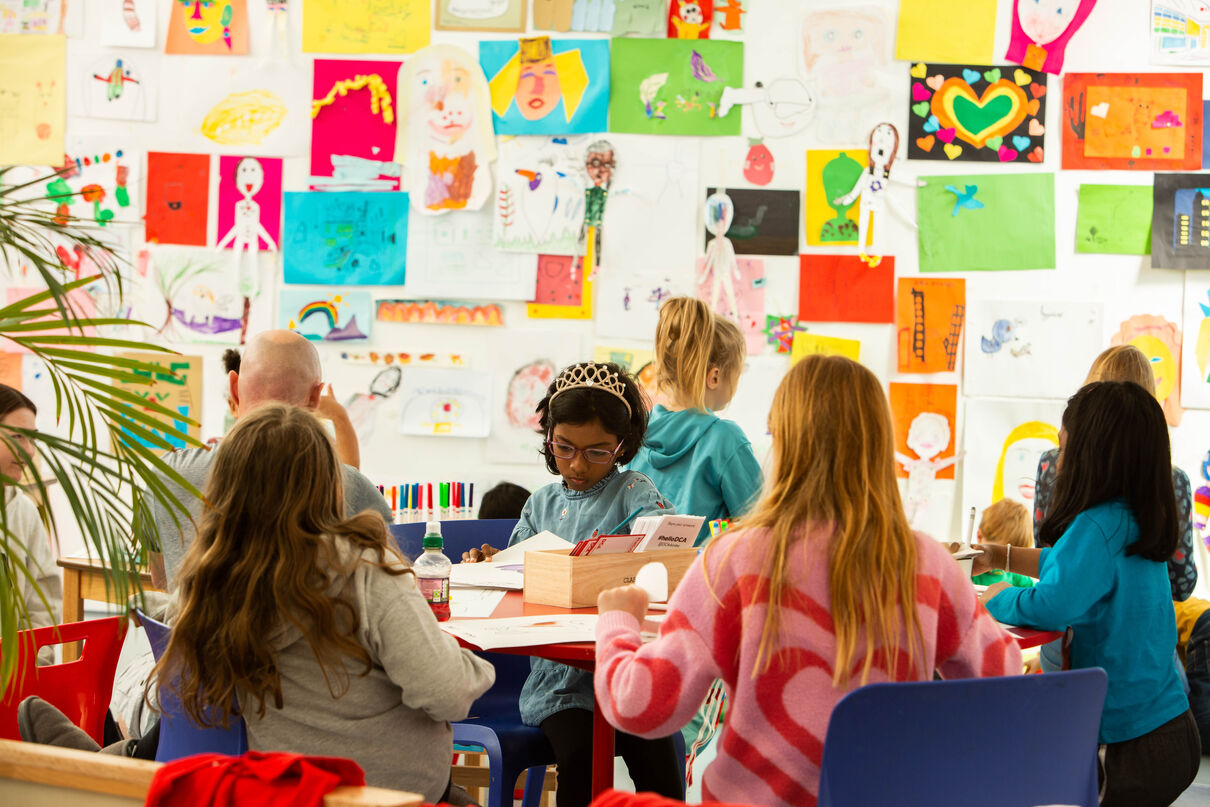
[56,556,159,662]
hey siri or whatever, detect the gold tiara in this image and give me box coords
[550,362,632,415]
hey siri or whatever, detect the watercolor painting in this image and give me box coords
[896,277,965,374]
[609,38,742,136]
[165,0,249,55]
[311,59,401,183]
[1112,313,1184,426]
[376,300,504,326]
[148,248,248,345]
[1004,0,1096,73]
[494,134,588,255]
[301,0,429,55]
[144,151,210,247]
[283,191,408,286]
[199,89,288,147]
[281,289,372,342]
[481,36,610,135]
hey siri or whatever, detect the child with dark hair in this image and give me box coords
[980,381,1200,806]
[462,361,682,807]
[476,482,529,520]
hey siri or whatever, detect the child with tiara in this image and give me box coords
[463,361,683,807]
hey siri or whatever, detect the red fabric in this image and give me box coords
[144,751,365,807]
[590,789,756,807]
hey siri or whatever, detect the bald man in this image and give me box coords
[149,330,393,589]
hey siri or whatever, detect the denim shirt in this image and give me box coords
[510,468,673,726]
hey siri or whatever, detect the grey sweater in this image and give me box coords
[243,540,495,800]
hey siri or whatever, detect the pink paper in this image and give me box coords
[1004,0,1096,75]
[695,256,766,355]
[216,155,283,250]
[311,59,402,178]
[5,288,97,355]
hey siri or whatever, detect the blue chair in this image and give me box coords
[817,668,1107,807]
[390,519,518,563]
[136,610,248,762]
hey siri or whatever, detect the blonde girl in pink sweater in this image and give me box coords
[593,355,1020,807]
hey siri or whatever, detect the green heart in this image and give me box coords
[912,101,929,117]
[983,68,1001,82]
[952,94,1014,138]
[987,135,1004,150]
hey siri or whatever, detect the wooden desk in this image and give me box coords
[56,556,160,662]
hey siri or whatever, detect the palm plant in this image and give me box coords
[0,165,204,690]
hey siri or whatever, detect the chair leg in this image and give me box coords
[519,763,549,807]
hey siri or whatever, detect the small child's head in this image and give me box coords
[537,361,647,492]
[655,297,746,412]
[479,482,530,520]
[1084,345,1155,395]
[222,349,241,416]
[977,498,1032,548]
[0,384,36,484]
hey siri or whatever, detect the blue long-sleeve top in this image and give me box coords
[986,500,1188,743]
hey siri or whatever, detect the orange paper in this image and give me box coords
[0,353,21,389]
[895,277,966,373]
[1084,86,1187,160]
[889,382,958,480]
[166,0,249,56]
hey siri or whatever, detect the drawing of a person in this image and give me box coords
[1112,315,1184,426]
[800,7,890,143]
[699,190,740,321]
[581,139,614,278]
[896,412,960,526]
[992,421,1059,508]
[216,157,276,296]
[832,122,919,266]
[488,36,589,125]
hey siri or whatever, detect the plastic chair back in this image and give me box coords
[0,616,126,744]
[817,668,1107,807]
[137,610,247,761]
[390,519,518,563]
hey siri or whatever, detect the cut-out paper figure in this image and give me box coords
[980,319,1016,353]
[801,6,891,143]
[1005,0,1097,74]
[718,78,815,138]
[832,123,918,266]
[668,0,712,38]
[896,412,961,527]
[715,0,744,30]
[216,157,277,296]
[743,140,774,185]
[945,184,985,216]
[992,421,1058,507]
[699,189,740,323]
[397,45,495,215]
[581,139,614,279]
[487,36,593,131]
[1112,314,1184,426]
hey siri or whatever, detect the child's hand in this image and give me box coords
[316,384,349,422]
[462,544,499,563]
[969,543,1004,576]
[598,584,649,624]
[978,580,1011,606]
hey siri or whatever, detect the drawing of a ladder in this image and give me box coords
[943,304,965,371]
[911,289,926,364]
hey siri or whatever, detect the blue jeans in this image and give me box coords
[1185,610,1210,752]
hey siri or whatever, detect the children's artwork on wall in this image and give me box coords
[376,299,504,326]
[1075,184,1153,254]
[0,353,20,390]
[0,0,65,34]
[702,188,799,256]
[494,135,588,254]
[42,137,140,229]
[281,289,372,342]
[696,255,764,354]
[895,0,996,64]
[832,122,916,263]
[715,0,743,31]
[609,38,743,136]
[1181,272,1210,409]
[798,255,893,324]
[115,352,203,450]
[165,0,249,55]
[1004,0,1096,74]
[0,34,65,166]
[482,37,610,135]
[906,63,1047,163]
[147,248,247,345]
[611,0,664,35]
[720,79,815,141]
[199,89,289,148]
[301,0,429,54]
[78,51,156,121]
[406,207,537,300]
[698,188,739,322]
[532,0,615,32]
[5,286,97,355]
[282,191,408,286]
[1061,73,1203,170]
[216,155,281,295]
[487,330,583,463]
[804,149,863,246]
[1112,314,1184,426]
[400,368,491,438]
[311,59,400,183]
[581,138,614,275]
[961,397,1062,522]
[790,331,860,363]
[1152,0,1210,64]
[436,0,527,31]
[896,277,965,374]
[1152,173,1210,269]
[964,300,1103,399]
[527,254,593,319]
[145,151,210,247]
[800,6,893,145]
[99,0,156,47]
[917,173,1056,272]
[763,315,807,354]
[594,265,693,340]
[668,0,711,38]
[889,382,958,533]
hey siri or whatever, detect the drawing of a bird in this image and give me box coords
[691,50,718,82]
[515,169,541,190]
[640,73,669,119]
[945,184,985,217]
[980,319,1014,353]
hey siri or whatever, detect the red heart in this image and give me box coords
[1027,99,1040,116]
[915,135,936,152]
[1030,82,1047,99]
[998,145,1019,161]
[937,127,957,144]
[1027,146,1044,162]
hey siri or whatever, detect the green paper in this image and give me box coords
[609,39,744,136]
[917,173,1056,272]
[1075,185,1153,255]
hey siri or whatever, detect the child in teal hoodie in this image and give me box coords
[629,297,763,546]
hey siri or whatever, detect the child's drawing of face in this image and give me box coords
[585,146,615,186]
[418,58,475,145]
[235,157,264,198]
[1130,334,1177,404]
[801,9,886,70]
[1018,0,1075,45]
[906,412,949,461]
[705,191,734,237]
[750,78,815,138]
[517,55,561,121]
[1001,437,1053,504]
[678,0,704,24]
[870,123,897,166]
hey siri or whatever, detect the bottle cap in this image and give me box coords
[423,521,443,549]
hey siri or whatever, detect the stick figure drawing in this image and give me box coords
[216,156,279,295]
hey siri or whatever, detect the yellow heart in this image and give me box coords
[910,62,927,79]
[943,143,963,160]
[1013,68,1031,85]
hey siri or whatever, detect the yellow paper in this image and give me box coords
[527,276,593,319]
[791,332,861,364]
[1083,86,1187,160]
[0,35,66,166]
[302,0,430,55]
[895,0,995,64]
[806,149,868,247]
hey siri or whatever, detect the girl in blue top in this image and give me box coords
[629,297,763,546]
[979,381,1199,807]
[463,361,682,807]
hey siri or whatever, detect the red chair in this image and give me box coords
[0,616,127,744]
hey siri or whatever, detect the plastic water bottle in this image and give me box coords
[414,521,451,621]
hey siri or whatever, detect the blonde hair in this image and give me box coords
[654,297,746,411]
[978,499,1032,548]
[713,354,922,686]
[1084,344,1156,395]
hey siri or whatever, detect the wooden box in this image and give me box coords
[523,547,699,609]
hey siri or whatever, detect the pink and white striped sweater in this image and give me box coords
[594,526,1022,807]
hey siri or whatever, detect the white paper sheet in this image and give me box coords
[449,563,524,590]
[490,530,571,565]
[440,615,598,649]
[960,398,1064,523]
[449,588,508,618]
[404,207,537,300]
[399,368,492,438]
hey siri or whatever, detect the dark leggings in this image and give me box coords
[540,708,683,807]
[104,711,160,760]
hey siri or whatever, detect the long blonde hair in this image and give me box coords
[654,297,745,411]
[717,355,922,686]
[156,404,409,728]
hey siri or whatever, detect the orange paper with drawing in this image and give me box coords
[1083,86,1187,160]
[166,0,249,55]
[889,382,958,481]
[791,332,861,363]
[896,277,966,374]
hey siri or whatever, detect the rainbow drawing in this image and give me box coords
[280,290,370,342]
[297,299,339,330]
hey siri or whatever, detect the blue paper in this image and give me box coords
[479,39,610,135]
[278,288,373,342]
[283,191,408,286]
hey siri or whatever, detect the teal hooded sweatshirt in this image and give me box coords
[628,405,763,545]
